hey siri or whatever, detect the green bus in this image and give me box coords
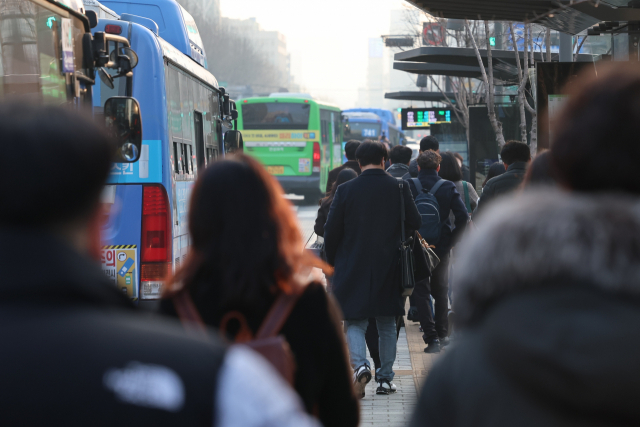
[237,95,343,200]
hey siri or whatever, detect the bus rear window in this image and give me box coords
[346,122,382,141]
[242,103,310,130]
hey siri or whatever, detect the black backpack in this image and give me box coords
[411,178,446,245]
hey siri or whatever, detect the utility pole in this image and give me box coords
[559,32,573,62]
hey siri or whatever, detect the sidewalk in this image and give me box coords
[358,303,444,427]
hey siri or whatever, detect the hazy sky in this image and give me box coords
[220,0,414,108]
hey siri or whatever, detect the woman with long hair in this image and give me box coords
[482,161,506,188]
[161,154,359,427]
[439,151,478,216]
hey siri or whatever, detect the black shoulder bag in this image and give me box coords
[398,179,416,297]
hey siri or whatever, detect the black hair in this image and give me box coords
[420,135,439,152]
[439,152,463,182]
[389,145,412,165]
[522,151,556,189]
[500,140,531,165]
[325,168,357,201]
[482,162,506,187]
[551,63,640,194]
[417,150,441,170]
[0,102,114,226]
[344,140,361,161]
[356,141,387,167]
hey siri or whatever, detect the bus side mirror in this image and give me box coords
[222,94,231,117]
[105,97,143,163]
[224,130,243,154]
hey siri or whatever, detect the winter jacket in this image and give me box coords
[314,196,332,237]
[475,161,527,217]
[324,169,421,319]
[386,163,411,179]
[407,169,468,257]
[408,158,419,177]
[411,191,640,427]
[326,161,361,193]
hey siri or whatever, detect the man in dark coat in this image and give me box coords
[326,140,362,193]
[475,140,530,217]
[325,141,420,397]
[407,150,468,353]
[409,135,439,177]
[0,103,318,427]
[411,192,640,427]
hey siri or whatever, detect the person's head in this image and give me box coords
[483,162,507,187]
[500,140,531,166]
[389,145,412,166]
[550,63,640,194]
[356,141,387,169]
[521,151,556,190]
[327,168,357,200]
[453,152,464,168]
[166,154,327,306]
[344,140,361,161]
[417,150,442,172]
[0,102,114,258]
[419,135,439,153]
[439,152,463,182]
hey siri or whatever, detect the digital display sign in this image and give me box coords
[401,108,452,130]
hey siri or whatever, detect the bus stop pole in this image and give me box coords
[559,32,573,62]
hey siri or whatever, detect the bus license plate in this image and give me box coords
[267,166,284,175]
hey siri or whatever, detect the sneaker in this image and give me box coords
[353,364,372,398]
[424,338,441,353]
[439,336,450,347]
[376,380,397,395]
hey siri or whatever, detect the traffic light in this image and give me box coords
[489,37,496,47]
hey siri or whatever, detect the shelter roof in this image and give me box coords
[384,91,457,102]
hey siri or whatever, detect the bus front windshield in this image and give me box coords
[242,102,310,130]
[346,121,382,141]
[0,1,86,103]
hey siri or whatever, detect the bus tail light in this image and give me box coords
[140,185,172,299]
[105,24,122,35]
[312,142,321,173]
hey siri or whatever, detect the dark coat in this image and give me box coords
[0,228,226,427]
[475,161,527,217]
[407,169,468,257]
[324,169,421,319]
[461,164,471,182]
[386,163,411,179]
[408,158,419,177]
[314,196,332,237]
[326,160,361,193]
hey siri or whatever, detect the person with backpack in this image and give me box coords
[407,150,468,353]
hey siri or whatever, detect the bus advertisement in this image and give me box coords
[238,95,342,200]
[91,0,240,304]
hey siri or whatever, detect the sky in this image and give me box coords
[220,0,415,108]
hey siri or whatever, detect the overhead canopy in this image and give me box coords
[405,0,640,35]
[385,91,457,102]
[394,61,517,83]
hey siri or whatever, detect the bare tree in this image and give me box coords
[466,19,505,147]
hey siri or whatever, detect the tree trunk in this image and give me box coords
[465,20,505,147]
[546,28,551,62]
[509,22,528,144]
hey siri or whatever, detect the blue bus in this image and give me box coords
[343,108,405,147]
[91,0,238,304]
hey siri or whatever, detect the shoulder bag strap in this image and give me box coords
[255,290,303,339]
[463,181,472,213]
[411,177,423,193]
[429,179,446,196]
[398,179,406,243]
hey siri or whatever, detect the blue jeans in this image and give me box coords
[345,316,396,381]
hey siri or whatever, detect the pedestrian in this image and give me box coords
[453,152,471,182]
[409,135,439,177]
[160,154,359,427]
[521,150,555,190]
[475,141,530,217]
[481,161,506,188]
[324,141,421,397]
[315,168,358,238]
[326,140,361,193]
[439,151,478,216]
[386,145,413,179]
[411,191,640,427]
[0,102,319,427]
[407,150,468,353]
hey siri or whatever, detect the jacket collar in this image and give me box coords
[360,168,387,176]
[387,163,409,172]
[507,161,528,172]
[0,227,134,308]
[418,168,440,179]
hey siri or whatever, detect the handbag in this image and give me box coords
[172,288,300,385]
[398,179,416,297]
[412,231,440,279]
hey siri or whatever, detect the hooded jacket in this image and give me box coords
[411,192,640,427]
